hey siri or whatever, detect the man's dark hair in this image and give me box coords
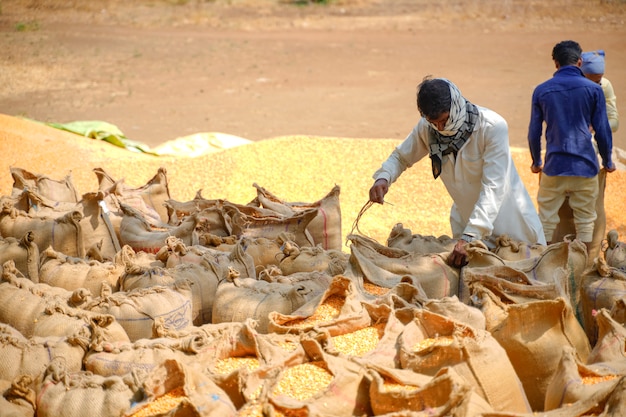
[416,77,451,120]
[552,40,582,67]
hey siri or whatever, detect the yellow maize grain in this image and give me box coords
[129,387,186,417]
[582,375,618,385]
[237,402,263,417]
[272,361,333,401]
[411,335,454,352]
[212,356,260,375]
[382,377,419,392]
[363,282,389,296]
[331,323,386,356]
[284,294,343,328]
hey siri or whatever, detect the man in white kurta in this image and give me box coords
[369,78,545,267]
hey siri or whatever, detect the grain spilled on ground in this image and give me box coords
[1,113,624,249]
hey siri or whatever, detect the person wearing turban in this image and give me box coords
[369,76,545,268]
[582,50,619,133]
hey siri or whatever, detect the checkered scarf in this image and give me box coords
[428,80,479,179]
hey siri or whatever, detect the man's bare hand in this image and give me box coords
[446,240,469,268]
[369,178,389,204]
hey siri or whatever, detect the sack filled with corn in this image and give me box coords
[399,308,531,413]
[267,275,371,337]
[368,365,493,416]
[604,229,626,271]
[545,345,621,411]
[0,376,36,417]
[10,166,80,203]
[492,234,547,261]
[347,233,460,299]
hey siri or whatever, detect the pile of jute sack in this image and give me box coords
[1,165,626,417]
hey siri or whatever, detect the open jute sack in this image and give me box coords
[346,233,459,299]
[367,365,493,416]
[398,309,531,413]
[472,280,591,411]
[586,308,626,375]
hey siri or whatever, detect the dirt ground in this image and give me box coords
[1,0,626,150]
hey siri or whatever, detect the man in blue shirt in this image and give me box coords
[528,40,616,252]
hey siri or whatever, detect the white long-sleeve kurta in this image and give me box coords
[373,106,546,247]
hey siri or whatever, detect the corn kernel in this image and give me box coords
[283,295,343,328]
[272,361,333,401]
[331,323,385,356]
[411,335,454,352]
[212,356,260,375]
[129,387,186,417]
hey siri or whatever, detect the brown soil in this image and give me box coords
[2,0,626,150]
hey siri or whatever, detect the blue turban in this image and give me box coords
[581,50,605,75]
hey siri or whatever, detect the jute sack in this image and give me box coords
[0,376,36,417]
[94,166,171,225]
[398,309,531,413]
[544,345,621,411]
[0,323,89,390]
[265,337,373,417]
[0,202,86,257]
[480,294,591,411]
[164,194,232,235]
[552,168,607,266]
[123,359,237,417]
[278,243,349,276]
[267,275,372,337]
[118,203,199,254]
[579,257,626,346]
[367,365,493,417]
[492,234,547,261]
[423,295,486,331]
[0,233,39,282]
[604,229,626,271]
[586,308,626,374]
[36,359,137,417]
[314,302,405,369]
[347,233,460,299]
[10,166,80,203]
[84,332,209,378]
[39,246,124,293]
[385,222,456,254]
[248,183,343,251]
[480,378,626,417]
[212,271,332,333]
[224,201,318,248]
[79,281,194,341]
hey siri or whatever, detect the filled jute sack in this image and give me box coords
[367,365,493,416]
[212,270,332,333]
[347,233,460,299]
[604,229,626,271]
[544,345,622,411]
[247,183,343,251]
[311,302,405,369]
[0,323,89,392]
[398,309,531,413]
[264,337,373,417]
[491,234,547,261]
[586,308,626,374]
[552,168,607,266]
[124,359,237,417]
[94,166,172,226]
[78,280,194,341]
[118,203,199,254]
[38,245,125,293]
[0,233,39,282]
[0,376,36,417]
[277,243,349,276]
[385,222,456,254]
[579,257,626,347]
[10,166,80,203]
[475,289,591,412]
[267,275,372,337]
[84,332,210,378]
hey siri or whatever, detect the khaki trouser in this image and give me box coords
[537,174,599,243]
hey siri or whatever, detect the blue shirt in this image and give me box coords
[528,65,614,177]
